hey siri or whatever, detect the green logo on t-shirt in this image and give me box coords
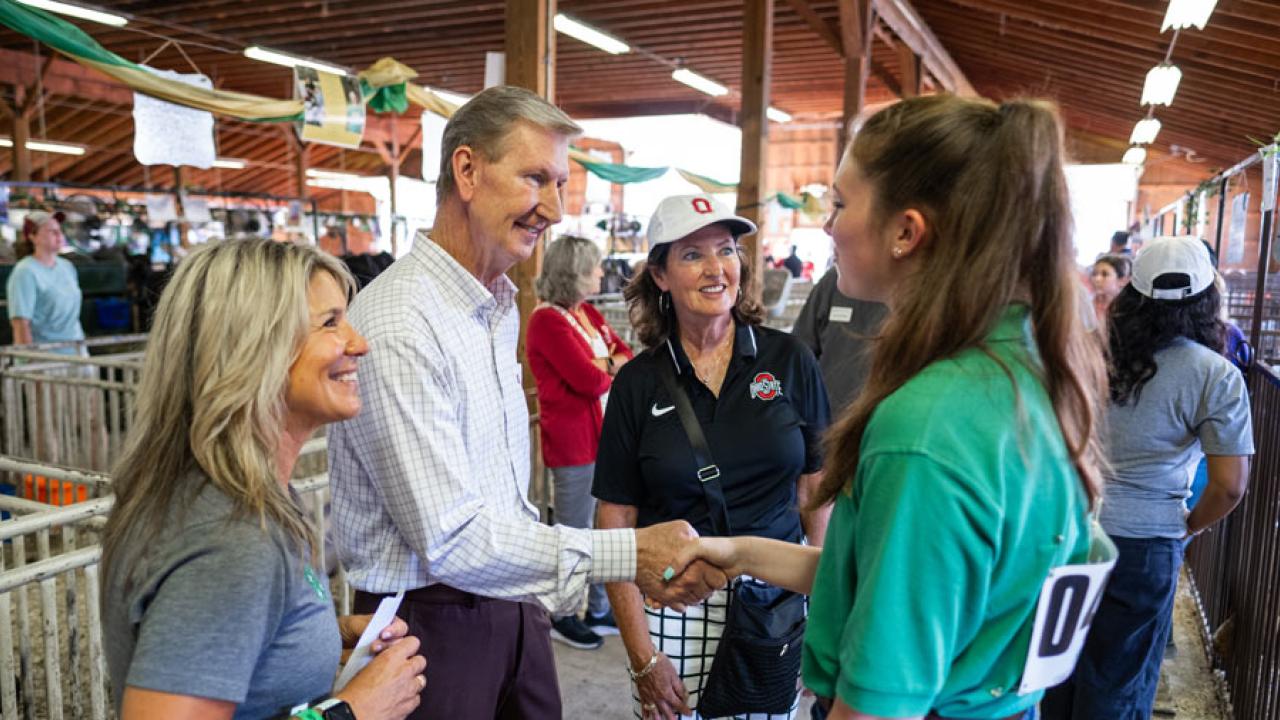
[303,565,328,601]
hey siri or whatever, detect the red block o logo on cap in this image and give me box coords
[691,198,713,214]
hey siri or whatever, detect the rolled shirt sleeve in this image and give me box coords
[331,332,634,615]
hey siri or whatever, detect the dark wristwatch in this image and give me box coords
[315,698,357,720]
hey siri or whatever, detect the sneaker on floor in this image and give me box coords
[584,609,621,636]
[551,616,604,650]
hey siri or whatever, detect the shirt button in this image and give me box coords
[1054,534,1065,544]
[989,686,1004,698]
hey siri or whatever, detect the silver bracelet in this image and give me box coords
[628,652,660,681]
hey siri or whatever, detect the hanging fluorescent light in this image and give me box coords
[0,138,86,155]
[306,168,365,181]
[244,46,349,76]
[1122,146,1148,165]
[554,14,629,55]
[673,68,728,97]
[1162,0,1218,31]
[212,158,248,170]
[1130,118,1162,145]
[766,107,793,123]
[15,0,127,27]
[1141,64,1182,106]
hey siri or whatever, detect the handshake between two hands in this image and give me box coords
[635,520,743,612]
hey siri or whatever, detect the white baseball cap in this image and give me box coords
[1131,235,1216,301]
[646,194,757,251]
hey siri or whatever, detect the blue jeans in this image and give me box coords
[1040,536,1183,720]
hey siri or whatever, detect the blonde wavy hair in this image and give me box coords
[102,238,356,578]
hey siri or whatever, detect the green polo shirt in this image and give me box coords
[802,305,1092,718]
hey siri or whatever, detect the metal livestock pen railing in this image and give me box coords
[0,438,335,720]
[1185,362,1280,720]
[0,336,147,477]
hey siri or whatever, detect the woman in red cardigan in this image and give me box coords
[528,235,634,650]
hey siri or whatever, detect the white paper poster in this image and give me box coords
[1264,151,1279,213]
[421,110,448,183]
[181,195,211,224]
[132,66,216,168]
[144,194,178,227]
[1227,192,1249,265]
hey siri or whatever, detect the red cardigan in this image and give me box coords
[526,303,634,468]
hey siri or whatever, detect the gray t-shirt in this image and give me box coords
[103,479,341,719]
[1100,338,1254,539]
[791,267,887,413]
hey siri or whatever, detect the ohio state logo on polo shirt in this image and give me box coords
[750,372,782,401]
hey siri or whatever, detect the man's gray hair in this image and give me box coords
[436,85,582,204]
[536,235,602,306]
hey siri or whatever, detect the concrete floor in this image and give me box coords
[553,569,1227,720]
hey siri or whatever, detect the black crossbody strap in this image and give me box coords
[656,357,734,536]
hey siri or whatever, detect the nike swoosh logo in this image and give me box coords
[651,403,675,417]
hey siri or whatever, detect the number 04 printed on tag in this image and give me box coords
[1017,526,1118,695]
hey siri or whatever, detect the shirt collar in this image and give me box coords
[989,304,1033,343]
[664,319,758,375]
[413,232,517,317]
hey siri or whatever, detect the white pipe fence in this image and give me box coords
[0,438,335,720]
[0,336,146,477]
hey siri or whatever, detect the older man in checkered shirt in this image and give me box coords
[328,86,724,719]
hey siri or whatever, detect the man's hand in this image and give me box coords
[635,520,728,611]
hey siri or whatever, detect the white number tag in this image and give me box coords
[828,306,853,323]
[1018,528,1118,695]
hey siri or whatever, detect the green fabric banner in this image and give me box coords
[676,168,738,194]
[774,192,804,210]
[575,156,668,184]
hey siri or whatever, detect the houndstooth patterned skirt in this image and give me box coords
[632,580,802,720]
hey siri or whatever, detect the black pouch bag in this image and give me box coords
[655,360,807,717]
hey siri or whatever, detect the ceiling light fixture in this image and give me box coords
[306,168,365,181]
[766,107,793,123]
[1162,0,1218,31]
[15,0,126,27]
[553,14,629,54]
[0,138,86,155]
[1122,146,1148,165]
[1141,64,1182,106]
[672,68,728,97]
[244,46,349,76]
[212,158,248,170]
[1130,118,1162,145]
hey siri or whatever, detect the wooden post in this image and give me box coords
[736,0,773,299]
[898,43,921,98]
[11,113,31,183]
[504,0,556,412]
[837,0,872,158]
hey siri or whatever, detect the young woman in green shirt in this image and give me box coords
[668,95,1108,720]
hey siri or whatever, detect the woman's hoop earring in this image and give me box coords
[659,291,670,315]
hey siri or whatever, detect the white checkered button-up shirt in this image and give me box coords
[329,234,636,615]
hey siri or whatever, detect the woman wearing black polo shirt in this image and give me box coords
[593,194,831,720]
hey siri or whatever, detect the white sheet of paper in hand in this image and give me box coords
[333,590,405,692]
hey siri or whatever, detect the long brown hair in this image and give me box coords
[624,237,765,348]
[813,95,1107,510]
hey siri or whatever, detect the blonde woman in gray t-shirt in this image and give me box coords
[1044,236,1254,720]
[101,239,426,720]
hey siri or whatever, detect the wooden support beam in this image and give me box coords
[873,0,975,96]
[503,0,556,399]
[737,0,774,300]
[837,0,873,157]
[504,0,555,100]
[897,42,921,98]
[784,0,844,54]
[11,113,30,182]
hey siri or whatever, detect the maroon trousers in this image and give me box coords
[354,585,562,720]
